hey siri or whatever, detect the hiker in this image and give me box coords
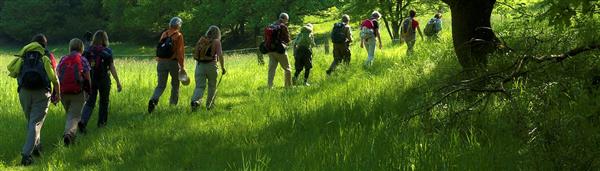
[148,17,186,113]
[83,31,93,47]
[401,10,424,55]
[57,38,92,146]
[7,34,60,166]
[424,13,443,40]
[292,23,316,86]
[79,30,123,133]
[360,11,383,66]
[327,14,353,75]
[191,25,227,111]
[265,13,292,88]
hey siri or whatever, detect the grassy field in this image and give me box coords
[1,12,599,170]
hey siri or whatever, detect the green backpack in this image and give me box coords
[295,32,313,48]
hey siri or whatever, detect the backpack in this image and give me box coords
[263,23,282,52]
[84,46,110,77]
[401,18,415,40]
[156,32,178,58]
[295,32,313,48]
[194,37,215,62]
[331,22,347,44]
[360,19,375,40]
[424,19,439,36]
[18,51,49,90]
[58,53,85,94]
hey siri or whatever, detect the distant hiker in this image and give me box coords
[7,34,60,166]
[149,17,186,113]
[79,30,123,133]
[83,31,93,47]
[191,25,227,111]
[57,38,92,146]
[263,13,292,88]
[327,14,353,75]
[293,23,316,86]
[360,11,383,66]
[401,10,424,55]
[424,13,443,40]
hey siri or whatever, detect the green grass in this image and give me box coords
[1,12,599,170]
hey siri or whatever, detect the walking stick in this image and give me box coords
[207,73,224,109]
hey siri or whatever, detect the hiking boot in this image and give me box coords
[63,134,75,146]
[326,70,332,75]
[191,101,200,112]
[148,99,158,113]
[78,122,87,134]
[32,144,42,157]
[21,155,33,166]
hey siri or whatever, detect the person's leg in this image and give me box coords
[151,61,169,101]
[22,90,50,157]
[80,83,98,126]
[293,52,302,82]
[328,44,343,74]
[64,94,84,137]
[168,61,180,105]
[277,53,293,87]
[267,53,278,88]
[97,79,111,127]
[406,39,416,55]
[191,63,208,105]
[365,39,376,66]
[343,44,352,65]
[206,63,219,109]
[304,48,313,84]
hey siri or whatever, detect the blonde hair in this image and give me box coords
[205,25,221,40]
[69,38,84,53]
[92,30,109,47]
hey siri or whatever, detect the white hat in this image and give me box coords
[179,70,190,86]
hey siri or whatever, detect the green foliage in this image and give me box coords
[0,0,106,43]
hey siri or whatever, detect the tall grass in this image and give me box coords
[1,11,598,170]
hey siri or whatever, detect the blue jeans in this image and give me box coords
[81,76,111,127]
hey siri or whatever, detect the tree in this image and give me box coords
[441,0,500,70]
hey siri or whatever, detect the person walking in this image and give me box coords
[292,24,316,86]
[8,34,60,166]
[327,14,353,75]
[360,11,383,66]
[149,17,186,113]
[191,25,227,111]
[266,13,292,88]
[78,30,123,133]
[401,10,424,55]
[424,13,443,41]
[57,38,92,146]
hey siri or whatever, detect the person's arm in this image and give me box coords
[109,63,122,92]
[176,33,185,70]
[345,26,353,43]
[215,39,226,75]
[377,32,383,49]
[44,57,60,102]
[281,25,291,45]
[418,26,424,40]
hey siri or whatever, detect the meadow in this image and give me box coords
[1,12,599,170]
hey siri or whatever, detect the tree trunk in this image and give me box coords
[445,0,499,70]
[392,21,400,40]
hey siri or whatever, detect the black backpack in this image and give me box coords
[156,32,177,58]
[331,22,347,44]
[84,46,111,77]
[18,51,50,90]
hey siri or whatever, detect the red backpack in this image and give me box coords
[361,19,375,29]
[263,23,281,52]
[58,53,85,94]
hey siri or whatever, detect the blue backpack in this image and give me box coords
[18,51,49,90]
